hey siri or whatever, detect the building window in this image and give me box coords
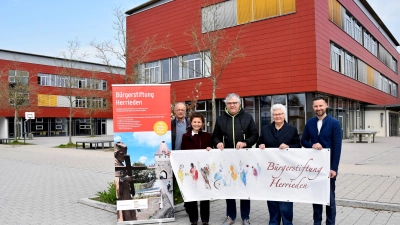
[330,43,342,73]
[344,14,354,38]
[354,23,363,44]
[9,70,29,84]
[162,59,170,82]
[171,57,181,81]
[75,97,87,108]
[144,61,161,84]
[182,53,202,79]
[344,52,355,79]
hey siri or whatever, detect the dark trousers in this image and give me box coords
[267,201,293,225]
[184,200,210,223]
[226,199,250,221]
[313,177,336,225]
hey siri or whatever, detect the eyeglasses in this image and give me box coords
[226,102,239,105]
[175,109,186,112]
[272,113,284,117]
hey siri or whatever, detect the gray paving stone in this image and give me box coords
[1,136,400,224]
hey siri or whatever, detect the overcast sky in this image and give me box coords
[1,0,399,66]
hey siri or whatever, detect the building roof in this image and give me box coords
[0,48,124,69]
[125,0,161,15]
[360,0,399,46]
[154,141,170,156]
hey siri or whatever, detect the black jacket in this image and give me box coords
[257,121,301,148]
[212,108,258,148]
[171,117,190,150]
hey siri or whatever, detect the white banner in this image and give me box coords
[170,148,330,205]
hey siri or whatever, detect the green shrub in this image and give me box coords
[94,182,117,205]
[173,177,184,205]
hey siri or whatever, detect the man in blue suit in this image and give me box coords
[301,96,342,225]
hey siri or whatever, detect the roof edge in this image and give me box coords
[125,0,160,15]
[360,0,399,46]
[0,48,124,70]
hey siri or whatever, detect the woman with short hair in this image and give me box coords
[257,104,301,225]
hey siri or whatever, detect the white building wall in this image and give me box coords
[0,117,8,138]
[365,109,399,137]
[106,119,114,135]
[364,110,385,136]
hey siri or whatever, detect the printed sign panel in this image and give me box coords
[112,84,174,224]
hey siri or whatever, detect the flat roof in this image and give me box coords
[360,0,399,46]
[0,49,124,69]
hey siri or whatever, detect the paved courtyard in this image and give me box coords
[0,135,400,224]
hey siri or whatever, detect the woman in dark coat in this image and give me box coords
[181,112,213,225]
[257,104,301,225]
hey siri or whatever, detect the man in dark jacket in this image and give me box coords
[212,93,258,225]
[301,96,342,225]
[171,102,190,150]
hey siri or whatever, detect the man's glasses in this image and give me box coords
[226,102,239,105]
[272,113,284,117]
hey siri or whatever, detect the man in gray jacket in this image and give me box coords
[212,93,258,225]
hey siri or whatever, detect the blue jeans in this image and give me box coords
[226,199,250,220]
[267,201,293,225]
[313,177,336,225]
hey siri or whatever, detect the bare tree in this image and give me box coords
[57,39,89,144]
[77,68,111,137]
[0,59,40,140]
[186,1,245,130]
[186,82,203,116]
[91,7,164,84]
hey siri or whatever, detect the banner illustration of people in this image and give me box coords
[112,84,174,223]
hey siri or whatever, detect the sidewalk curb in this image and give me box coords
[337,199,400,212]
[79,197,117,213]
[79,197,186,214]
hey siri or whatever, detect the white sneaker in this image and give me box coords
[242,219,250,225]
[221,217,234,225]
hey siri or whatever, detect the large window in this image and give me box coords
[288,93,306,134]
[260,96,271,127]
[142,51,210,83]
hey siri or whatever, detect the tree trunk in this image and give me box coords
[211,82,217,131]
[14,110,18,141]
